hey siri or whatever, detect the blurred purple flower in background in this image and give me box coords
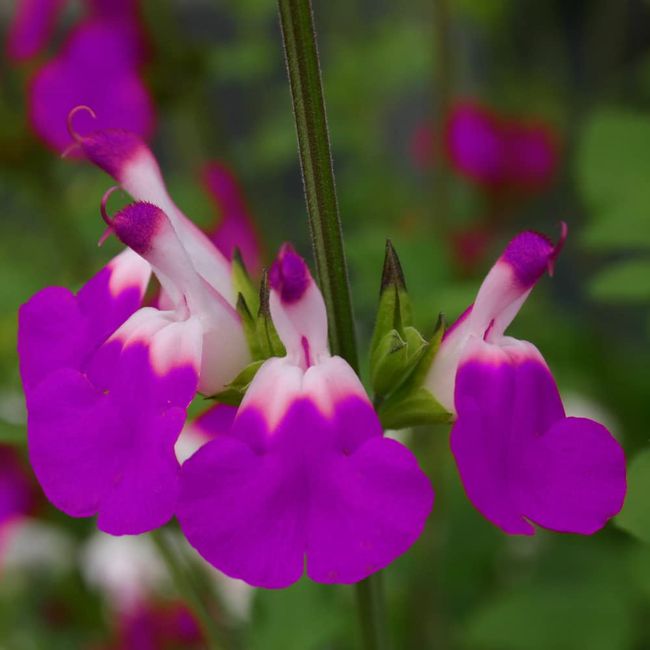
[7,0,154,152]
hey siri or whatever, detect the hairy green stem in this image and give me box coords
[150,530,223,649]
[277,0,358,372]
[277,1,387,648]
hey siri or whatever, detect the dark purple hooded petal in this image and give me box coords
[28,19,154,153]
[451,341,626,535]
[178,394,433,588]
[18,250,150,399]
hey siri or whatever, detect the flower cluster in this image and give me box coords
[17,117,626,589]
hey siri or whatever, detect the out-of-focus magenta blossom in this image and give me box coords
[203,163,263,276]
[411,101,559,192]
[0,446,34,527]
[8,0,153,152]
[426,226,626,535]
[444,101,559,191]
[18,125,255,536]
[5,0,65,61]
[101,602,202,650]
[177,245,433,589]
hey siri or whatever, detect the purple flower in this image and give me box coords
[426,225,626,535]
[444,101,559,192]
[29,19,154,153]
[18,124,256,535]
[202,163,263,276]
[177,245,433,589]
[0,446,34,528]
[7,0,153,152]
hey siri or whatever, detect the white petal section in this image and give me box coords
[81,532,167,612]
[269,281,329,367]
[120,148,234,303]
[107,248,151,297]
[239,357,304,430]
[303,355,369,417]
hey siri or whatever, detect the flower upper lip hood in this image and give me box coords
[177,245,433,589]
[427,223,567,414]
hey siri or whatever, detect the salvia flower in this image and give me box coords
[444,101,559,192]
[18,124,255,535]
[177,245,433,589]
[426,225,626,535]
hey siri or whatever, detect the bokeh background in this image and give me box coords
[1,0,650,648]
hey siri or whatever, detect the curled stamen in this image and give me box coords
[67,105,96,143]
[61,142,81,159]
[100,185,121,227]
[97,186,121,246]
[548,221,568,276]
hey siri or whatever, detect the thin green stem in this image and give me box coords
[277,2,387,649]
[150,530,223,650]
[277,0,358,372]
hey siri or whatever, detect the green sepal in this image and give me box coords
[236,293,263,360]
[369,240,413,361]
[212,359,265,406]
[256,270,285,359]
[0,421,26,445]
[370,326,427,398]
[232,248,259,316]
[376,314,453,429]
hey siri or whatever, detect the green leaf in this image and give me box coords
[578,109,650,252]
[589,258,650,303]
[256,270,285,359]
[460,580,633,650]
[212,360,265,406]
[232,249,259,316]
[616,448,650,544]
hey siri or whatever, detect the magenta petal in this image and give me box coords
[452,347,626,535]
[193,404,237,439]
[28,340,198,535]
[29,20,154,152]
[307,436,433,584]
[178,397,432,588]
[515,417,626,534]
[18,253,149,397]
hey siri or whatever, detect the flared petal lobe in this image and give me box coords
[18,248,151,400]
[451,338,626,535]
[177,245,433,588]
[28,309,202,535]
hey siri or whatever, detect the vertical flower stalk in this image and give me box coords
[276,1,386,648]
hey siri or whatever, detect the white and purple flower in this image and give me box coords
[177,245,434,589]
[426,225,627,535]
[18,125,256,536]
